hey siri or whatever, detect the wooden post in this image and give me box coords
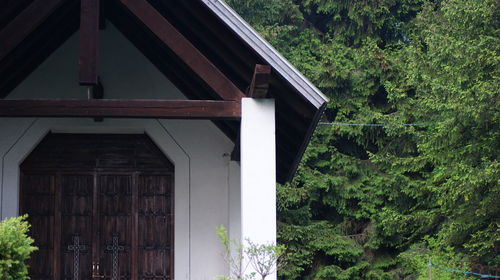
[79,0,100,85]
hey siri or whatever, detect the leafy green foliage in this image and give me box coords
[216,225,246,280]
[246,239,287,279]
[216,225,286,280]
[0,216,37,280]
[398,238,469,280]
[384,0,500,267]
[227,0,499,278]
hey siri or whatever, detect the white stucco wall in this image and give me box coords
[0,23,238,280]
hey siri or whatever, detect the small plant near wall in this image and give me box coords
[0,215,37,280]
[215,225,286,280]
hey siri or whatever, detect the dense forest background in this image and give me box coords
[226,0,499,279]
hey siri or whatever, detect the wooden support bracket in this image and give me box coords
[248,64,271,98]
[232,64,272,161]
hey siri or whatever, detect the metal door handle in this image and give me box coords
[92,263,105,279]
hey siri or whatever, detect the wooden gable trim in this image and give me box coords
[0,0,65,62]
[119,0,245,101]
[0,99,241,119]
[79,0,100,85]
[200,0,328,109]
[248,64,271,98]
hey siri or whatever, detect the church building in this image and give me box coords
[0,0,328,279]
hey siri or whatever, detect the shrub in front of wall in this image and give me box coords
[0,215,37,280]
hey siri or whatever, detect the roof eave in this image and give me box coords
[200,0,329,109]
[283,101,327,184]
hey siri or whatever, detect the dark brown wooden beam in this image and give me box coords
[175,0,259,72]
[79,0,100,85]
[0,0,32,30]
[0,0,80,98]
[106,4,238,141]
[152,2,255,89]
[248,64,272,98]
[0,99,241,119]
[0,0,65,62]
[119,0,245,101]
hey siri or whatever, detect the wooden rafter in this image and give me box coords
[79,0,100,85]
[119,0,245,101]
[105,8,239,139]
[248,64,272,98]
[0,99,241,119]
[0,0,65,62]
[0,0,80,99]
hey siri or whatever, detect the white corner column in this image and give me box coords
[240,98,277,279]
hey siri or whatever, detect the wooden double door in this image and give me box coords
[20,134,174,280]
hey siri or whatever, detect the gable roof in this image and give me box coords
[0,0,328,183]
[201,0,328,109]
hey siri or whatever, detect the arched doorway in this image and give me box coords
[20,133,174,280]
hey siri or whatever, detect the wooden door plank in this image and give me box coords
[53,173,62,280]
[19,134,176,279]
[119,0,245,101]
[79,0,100,85]
[0,0,65,61]
[97,174,133,279]
[0,99,241,119]
[137,174,174,279]
[92,172,99,278]
[131,172,139,280]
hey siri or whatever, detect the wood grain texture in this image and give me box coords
[22,173,56,279]
[0,99,241,119]
[248,64,272,98]
[20,134,175,280]
[0,0,80,98]
[120,0,245,101]
[0,0,64,61]
[79,0,100,85]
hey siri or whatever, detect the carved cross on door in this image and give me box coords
[105,234,125,280]
[67,235,88,280]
